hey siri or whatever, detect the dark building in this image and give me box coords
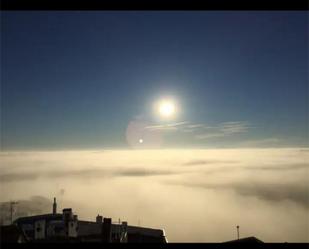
[8,197,167,243]
[223,236,264,243]
[78,219,167,243]
[14,213,63,239]
[0,225,28,243]
[126,225,167,243]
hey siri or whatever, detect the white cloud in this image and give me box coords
[186,124,205,129]
[0,149,308,242]
[194,133,226,140]
[144,121,189,131]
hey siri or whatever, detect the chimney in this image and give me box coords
[63,208,73,237]
[101,218,112,242]
[96,214,103,224]
[53,197,57,215]
[63,208,73,222]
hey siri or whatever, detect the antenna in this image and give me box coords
[53,197,57,215]
[10,201,19,224]
[236,225,240,240]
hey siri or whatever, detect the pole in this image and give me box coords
[237,225,239,240]
[10,202,13,224]
[10,201,18,224]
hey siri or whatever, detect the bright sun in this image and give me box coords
[158,100,176,117]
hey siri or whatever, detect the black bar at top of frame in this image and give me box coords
[1,0,309,11]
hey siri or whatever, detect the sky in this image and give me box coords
[1,12,308,242]
[1,11,308,150]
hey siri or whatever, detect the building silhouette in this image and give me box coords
[8,197,167,243]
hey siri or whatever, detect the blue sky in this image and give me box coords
[1,11,308,149]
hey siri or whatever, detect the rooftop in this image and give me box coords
[14,213,63,225]
[223,236,264,243]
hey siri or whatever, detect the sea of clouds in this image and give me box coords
[0,148,308,242]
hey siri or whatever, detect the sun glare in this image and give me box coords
[158,100,176,118]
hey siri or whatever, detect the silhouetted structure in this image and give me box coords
[5,197,167,243]
[0,225,28,243]
[126,225,167,243]
[101,218,112,242]
[224,236,264,243]
[52,198,57,215]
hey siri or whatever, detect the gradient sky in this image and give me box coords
[1,11,308,150]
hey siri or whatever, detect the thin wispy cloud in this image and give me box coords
[194,121,250,140]
[144,121,190,131]
[186,124,205,129]
[194,133,226,140]
[220,121,250,134]
[143,121,251,141]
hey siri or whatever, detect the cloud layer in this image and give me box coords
[0,149,308,242]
